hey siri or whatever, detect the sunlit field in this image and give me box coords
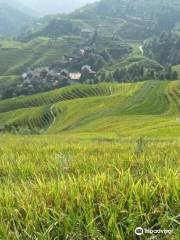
[0,80,180,239]
[1,0,180,239]
[0,135,179,239]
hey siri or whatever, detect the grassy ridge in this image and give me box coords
[0,82,141,132]
[0,83,129,113]
[117,81,170,115]
[0,106,53,131]
[0,81,179,137]
[167,81,180,114]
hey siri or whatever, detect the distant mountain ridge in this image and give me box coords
[72,0,180,39]
[21,0,180,41]
[17,0,97,16]
[0,0,37,14]
[0,1,34,37]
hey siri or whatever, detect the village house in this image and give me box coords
[69,72,81,81]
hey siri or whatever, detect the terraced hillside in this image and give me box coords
[0,37,80,75]
[0,80,179,137]
[0,83,130,113]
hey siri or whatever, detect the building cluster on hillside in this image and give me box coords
[1,45,97,99]
[19,67,79,91]
[17,45,97,94]
[14,62,96,96]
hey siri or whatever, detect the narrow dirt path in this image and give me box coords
[47,105,56,131]
[139,45,144,56]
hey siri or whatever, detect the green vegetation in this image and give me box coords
[0,83,127,113]
[2,0,180,97]
[0,75,20,99]
[0,81,179,239]
[144,32,180,66]
[173,64,180,77]
[0,3,32,37]
[0,37,81,76]
[0,135,178,239]
[32,0,180,41]
[0,1,180,238]
[0,81,179,137]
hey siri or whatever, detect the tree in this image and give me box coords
[146,69,155,79]
[101,50,112,63]
[106,72,114,82]
[171,71,178,80]
[113,69,120,81]
[99,72,106,82]
[93,56,106,71]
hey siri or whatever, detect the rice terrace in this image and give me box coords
[0,80,179,239]
[0,0,180,239]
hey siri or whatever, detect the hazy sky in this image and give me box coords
[17,0,97,15]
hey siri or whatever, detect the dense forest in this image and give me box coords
[144,32,180,66]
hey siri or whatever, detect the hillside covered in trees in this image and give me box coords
[0,0,180,99]
[144,32,180,66]
[25,0,180,40]
[0,1,33,37]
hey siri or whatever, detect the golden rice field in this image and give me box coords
[0,135,179,239]
[0,80,179,239]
